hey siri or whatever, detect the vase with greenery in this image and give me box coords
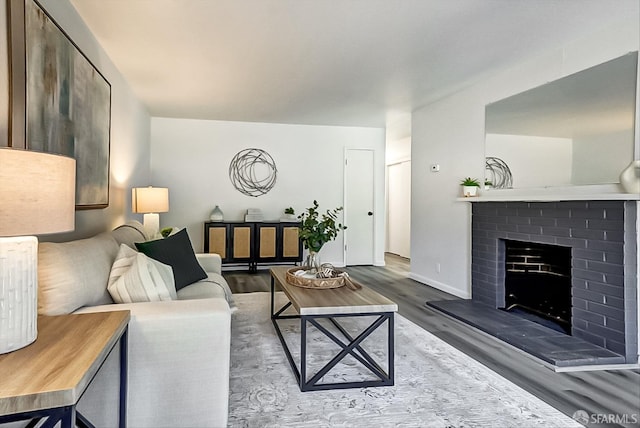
[298,200,346,272]
[460,177,480,197]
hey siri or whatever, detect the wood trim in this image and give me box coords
[7,0,26,149]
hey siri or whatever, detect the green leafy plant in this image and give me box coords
[284,207,295,215]
[461,177,481,187]
[298,200,347,253]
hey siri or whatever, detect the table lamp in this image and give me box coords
[132,186,169,239]
[0,148,75,354]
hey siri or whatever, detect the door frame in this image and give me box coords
[343,147,376,266]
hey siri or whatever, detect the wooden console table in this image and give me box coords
[0,311,130,428]
[204,221,302,272]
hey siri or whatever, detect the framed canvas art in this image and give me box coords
[8,0,111,209]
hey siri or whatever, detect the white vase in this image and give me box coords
[619,160,640,194]
[210,205,224,222]
[462,185,478,197]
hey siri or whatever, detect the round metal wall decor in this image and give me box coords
[485,156,513,189]
[228,148,278,197]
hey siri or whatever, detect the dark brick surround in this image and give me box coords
[471,201,638,361]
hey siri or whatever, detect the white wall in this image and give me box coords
[411,16,639,298]
[386,136,411,164]
[0,0,151,241]
[387,161,411,257]
[486,134,573,188]
[150,117,385,266]
[386,135,412,258]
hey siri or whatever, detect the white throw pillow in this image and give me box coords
[107,244,177,303]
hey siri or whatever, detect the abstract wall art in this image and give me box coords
[9,0,112,209]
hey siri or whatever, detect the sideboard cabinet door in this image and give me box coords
[280,225,302,262]
[204,222,229,262]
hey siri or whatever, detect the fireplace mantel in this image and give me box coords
[456,183,640,202]
[458,193,640,202]
[458,187,639,202]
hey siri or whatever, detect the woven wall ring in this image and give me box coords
[228,148,278,197]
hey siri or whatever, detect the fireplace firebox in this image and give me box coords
[501,240,572,334]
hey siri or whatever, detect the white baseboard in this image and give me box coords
[409,272,471,299]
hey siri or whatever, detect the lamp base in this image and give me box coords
[0,236,38,354]
[143,213,161,239]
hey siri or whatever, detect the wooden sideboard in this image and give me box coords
[204,221,302,272]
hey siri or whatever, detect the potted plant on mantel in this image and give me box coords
[461,177,481,197]
[298,200,347,272]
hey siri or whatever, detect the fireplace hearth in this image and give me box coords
[502,240,572,334]
[429,200,638,367]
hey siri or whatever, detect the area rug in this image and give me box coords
[228,292,581,427]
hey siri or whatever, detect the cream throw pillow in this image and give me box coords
[108,244,177,303]
[38,233,119,315]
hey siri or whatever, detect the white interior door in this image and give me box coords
[387,161,411,258]
[345,149,374,265]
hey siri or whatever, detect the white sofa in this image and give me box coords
[36,222,232,428]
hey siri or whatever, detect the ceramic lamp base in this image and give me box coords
[142,213,161,239]
[0,236,38,354]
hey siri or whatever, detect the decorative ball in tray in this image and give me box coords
[286,264,362,290]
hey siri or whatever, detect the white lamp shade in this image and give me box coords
[0,148,76,236]
[132,187,169,213]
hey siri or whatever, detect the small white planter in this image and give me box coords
[462,185,479,197]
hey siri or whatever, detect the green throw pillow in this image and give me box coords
[135,228,207,291]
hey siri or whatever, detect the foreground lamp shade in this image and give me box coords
[0,148,75,353]
[132,187,169,238]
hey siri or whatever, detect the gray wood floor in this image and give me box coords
[225,255,640,428]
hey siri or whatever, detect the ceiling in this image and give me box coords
[69,0,638,135]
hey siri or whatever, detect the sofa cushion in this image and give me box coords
[38,233,119,315]
[108,244,177,303]
[177,273,237,312]
[135,229,207,291]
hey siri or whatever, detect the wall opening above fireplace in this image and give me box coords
[501,240,572,334]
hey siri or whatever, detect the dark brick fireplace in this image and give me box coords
[471,201,638,362]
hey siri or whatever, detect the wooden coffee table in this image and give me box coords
[270,266,397,392]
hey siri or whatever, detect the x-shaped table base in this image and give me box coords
[271,293,394,392]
